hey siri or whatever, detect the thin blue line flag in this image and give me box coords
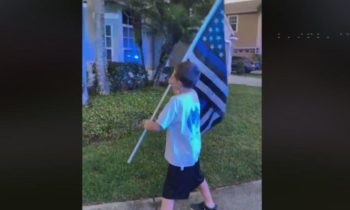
[182,0,228,134]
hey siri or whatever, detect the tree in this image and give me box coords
[105,0,215,86]
[150,0,215,86]
[88,0,110,95]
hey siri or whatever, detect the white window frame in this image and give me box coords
[105,24,113,61]
[122,10,140,62]
[122,24,134,51]
[228,15,238,32]
[122,11,135,51]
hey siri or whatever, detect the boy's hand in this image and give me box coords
[143,119,153,130]
[143,119,162,132]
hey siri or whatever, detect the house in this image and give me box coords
[82,0,236,85]
[225,0,261,58]
[82,0,164,80]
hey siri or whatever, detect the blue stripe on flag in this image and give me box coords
[194,40,227,81]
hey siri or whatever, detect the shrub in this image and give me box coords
[82,87,170,145]
[236,60,245,75]
[87,62,99,95]
[108,62,148,91]
[159,66,174,86]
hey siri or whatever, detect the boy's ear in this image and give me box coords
[177,79,184,87]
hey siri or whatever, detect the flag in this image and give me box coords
[183,0,228,134]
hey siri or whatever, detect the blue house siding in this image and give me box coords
[82,1,165,86]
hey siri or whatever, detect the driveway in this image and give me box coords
[228,74,262,87]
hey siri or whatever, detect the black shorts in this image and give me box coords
[162,161,205,200]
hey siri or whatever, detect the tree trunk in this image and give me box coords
[153,40,176,86]
[94,0,110,95]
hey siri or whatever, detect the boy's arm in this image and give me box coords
[143,119,162,132]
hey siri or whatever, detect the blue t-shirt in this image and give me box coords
[156,89,201,169]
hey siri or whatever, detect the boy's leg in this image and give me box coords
[160,198,175,210]
[198,179,216,208]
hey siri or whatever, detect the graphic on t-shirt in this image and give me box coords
[187,106,200,138]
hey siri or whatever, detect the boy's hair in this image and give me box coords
[174,61,201,88]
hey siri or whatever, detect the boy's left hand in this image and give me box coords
[143,119,153,130]
[143,119,161,131]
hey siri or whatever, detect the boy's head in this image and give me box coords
[169,61,201,91]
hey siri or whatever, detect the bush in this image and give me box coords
[236,60,245,75]
[87,62,99,95]
[108,62,148,91]
[159,66,174,86]
[82,86,171,145]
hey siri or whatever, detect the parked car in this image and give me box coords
[254,61,261,70]
[231,56,255,74]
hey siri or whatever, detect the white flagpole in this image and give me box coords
[127,84,171,164]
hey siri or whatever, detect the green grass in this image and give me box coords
[83,84,261,204]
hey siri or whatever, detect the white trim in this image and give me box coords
[228,15,238,32]
[256,11,262,54]
[122,24,135,50]
[235,46,258,49]
[105,24,113,61]
[234,47,259,54]
[104,13,119,19]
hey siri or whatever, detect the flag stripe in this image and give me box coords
[201,111,221,134]
[194,40,227,81]
[199,74,227,103]
[195,87,221,118]
[202,114,223,134]
[196,80,226,114]
[188,53,228,96]
[200,107,214,126]
[200,110,215,132]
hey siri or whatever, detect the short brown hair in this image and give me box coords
[174,61,201,88]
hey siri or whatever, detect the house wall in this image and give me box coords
[225,12,259,58]
[256,11,262,55]
[142,30,153,71]
[232,12,258,48]
[105,3,123,62]
[82,3,95,67]
[225,0,261,58]
[168,41,189,67]
[141,29,165,78]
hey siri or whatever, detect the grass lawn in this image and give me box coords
[83,84,261,205]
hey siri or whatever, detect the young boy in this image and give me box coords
[143,61,218,210]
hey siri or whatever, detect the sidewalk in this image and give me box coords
[228,74,261,87]
[83,180,261,210]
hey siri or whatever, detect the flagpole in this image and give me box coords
[127,84,172,164]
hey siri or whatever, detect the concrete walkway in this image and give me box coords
[228,74,261,87]
[83,180,261,210]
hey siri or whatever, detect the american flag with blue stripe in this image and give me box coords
[183,0,228,134]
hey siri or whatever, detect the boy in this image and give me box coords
[143,61,218,210]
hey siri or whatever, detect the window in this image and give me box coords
[105,25,113,61]
[122,10,141,63]
[229,15,238,32]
